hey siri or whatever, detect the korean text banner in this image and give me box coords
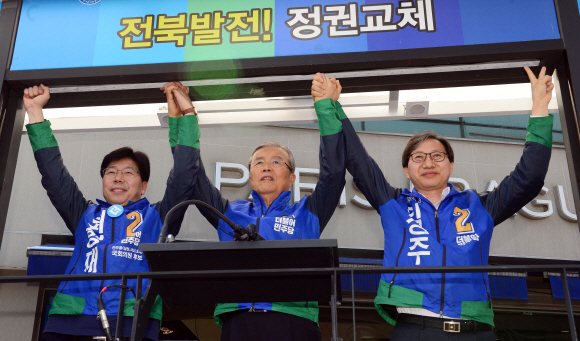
[11,0,560,71]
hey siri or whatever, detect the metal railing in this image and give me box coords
[1,264,579,341]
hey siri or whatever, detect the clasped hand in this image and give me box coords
[160,82,195,117]
[311,73,342,103]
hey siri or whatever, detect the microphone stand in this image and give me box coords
[157,199,265,243]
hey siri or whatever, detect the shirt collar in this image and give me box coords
[417,186,450,209]
[251,190,292,213]
[96,198,149,209]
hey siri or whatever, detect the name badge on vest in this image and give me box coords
[107,204,124,218]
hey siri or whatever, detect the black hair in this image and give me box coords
[100,147,150,182]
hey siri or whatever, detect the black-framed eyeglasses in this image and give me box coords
[101,166,140,178]
[409,152,448,163]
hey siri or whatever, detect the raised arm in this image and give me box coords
[480,67,554,225]
[305,75,347,232]
[311,75,399,212]
[23,85,89,233]
[165,85,229,229]
[154,83,196,236]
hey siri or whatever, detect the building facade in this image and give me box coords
[0,116,578,340]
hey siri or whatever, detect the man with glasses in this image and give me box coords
[311,66,554,340]
[23,83,198,341]
[167,78,346,341]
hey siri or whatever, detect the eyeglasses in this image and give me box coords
[250,158,292,172]
[409,152,448,163]
[101,167,140,178]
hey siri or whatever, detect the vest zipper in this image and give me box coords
[255,191,273,217]
[263,204,272,216]
[60,244,84,293]
[388,228,407,297]
[480,242,492,308]
[436,210,446,318]
[257,197,272,233]
[256,194,266,217]
[260,198,264,217]
[99,217,115,291]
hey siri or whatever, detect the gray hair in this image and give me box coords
[248,141,295,173]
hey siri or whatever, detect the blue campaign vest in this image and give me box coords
[216,190,320,312]
[376,184,494,322]
[217,190,320,242]
[52,198,163,318]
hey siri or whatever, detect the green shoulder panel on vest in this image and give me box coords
[213,303,239,328]
[48,292,85,316]
[460,301,495,327]
[123,295,163,321]
[314,98,343,136]
[526,114,553,148]
[271,301,319,327]
[374,280,424,325]
[334,101,348,121]
[168,117,179,149]
[26,120,58,153]
[176,115,200,149]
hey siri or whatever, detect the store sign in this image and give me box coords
[215,162,578,223]
[11,0,560,71]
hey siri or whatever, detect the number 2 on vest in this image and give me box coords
[126,211,143,237]
[453,207,474,234]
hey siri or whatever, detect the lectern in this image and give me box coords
[131,239,341,341]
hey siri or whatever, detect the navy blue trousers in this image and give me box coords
[220,310,322,341]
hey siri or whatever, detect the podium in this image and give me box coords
[131,239,341,341]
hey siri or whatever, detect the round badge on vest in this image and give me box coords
[107,204,124,218]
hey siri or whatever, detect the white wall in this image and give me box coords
[2,124,579,272]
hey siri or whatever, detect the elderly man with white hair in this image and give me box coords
[164,77,346,341]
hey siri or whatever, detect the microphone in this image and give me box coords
[157,200,265,243]
[234,223,264,241]
[97,287,114,341]
[97,285,137,341]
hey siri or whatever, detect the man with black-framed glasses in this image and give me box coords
[23,83,198,341]
[312,66,554,340]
